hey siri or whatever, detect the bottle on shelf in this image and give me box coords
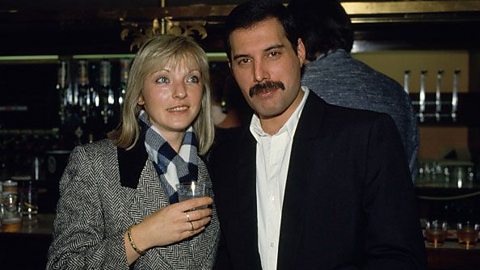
[435,70,444,122]
[74,60,97,144]
[418,70,427,123]
[403,70,410,94]
[118,59,131,107]
[451,69,460,122]
[99,60,115,126]
[56,61,70,125]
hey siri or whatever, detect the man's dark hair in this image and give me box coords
[288,0,354,61]
[224,0,299,61]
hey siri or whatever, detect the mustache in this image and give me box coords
[249,81,285,98]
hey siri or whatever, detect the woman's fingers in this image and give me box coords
[190,216,212,230]
[177,197,213,212]
[182,207,212,222]
[181,216,212,236]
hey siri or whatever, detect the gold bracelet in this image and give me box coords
[127,225,147,256]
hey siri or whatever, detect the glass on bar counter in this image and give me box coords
[456,222,480,249]
[425,220,448,248]
[1,180,22,232]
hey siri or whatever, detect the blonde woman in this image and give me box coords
[47,35,218,269]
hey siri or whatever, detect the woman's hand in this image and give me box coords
[131,197,213,250]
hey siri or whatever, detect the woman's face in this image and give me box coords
[138,60,203,138]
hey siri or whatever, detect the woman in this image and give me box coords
[47,35,219,269]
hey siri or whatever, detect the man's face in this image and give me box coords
[229,17,306,129]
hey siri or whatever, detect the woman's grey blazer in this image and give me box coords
[47,138,219,269]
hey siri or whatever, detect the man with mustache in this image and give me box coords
[249,81,285,98]
[209,1,426,269]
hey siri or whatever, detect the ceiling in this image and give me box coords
[1,1,480,56]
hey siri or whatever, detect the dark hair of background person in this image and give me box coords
[223,0,300,61]
[288,0,354,61]
[210,62,252,127]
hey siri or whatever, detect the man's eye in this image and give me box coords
[156,76,169,84]
[237,58,251,65]
[269,51,280,57]
[187,75,200,84]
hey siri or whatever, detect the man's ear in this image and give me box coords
[296,38,306,66]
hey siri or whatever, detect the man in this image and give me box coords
[288,0,419,181]
[209,1,426,269]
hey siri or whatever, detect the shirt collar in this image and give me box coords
[250,86,310,141]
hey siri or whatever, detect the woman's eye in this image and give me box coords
[187,75,200,84]
[156,76,169,84]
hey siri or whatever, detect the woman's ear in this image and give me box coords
[137,95,145,105]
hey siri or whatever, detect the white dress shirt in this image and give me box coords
[249,87,309,270]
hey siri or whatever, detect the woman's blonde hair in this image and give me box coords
[109,35,214,155]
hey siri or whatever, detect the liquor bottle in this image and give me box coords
[451,69,460,122]
[55,60,76,149]
[75,60,95,144]
[56,61,69,124]
[435,70,444,122]
[118,59,131,107]
[99,60,114,126]
[403,70,410,94]
[76,60,91,125]
[418,70,427,123]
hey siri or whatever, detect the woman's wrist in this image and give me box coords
[127,225,147,256]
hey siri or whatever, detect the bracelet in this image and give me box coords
[127,225,147,256]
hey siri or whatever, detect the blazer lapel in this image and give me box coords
[117,136,189,267]
[229,131,263,269]
[277,94,327,270]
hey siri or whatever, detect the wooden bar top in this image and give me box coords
[0,213,55,235]
[426,241,480,270]
[1,214,480,269]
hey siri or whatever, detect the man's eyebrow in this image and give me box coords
[265,44,284,51]
[233,54,249,61]
[232,44,285,61]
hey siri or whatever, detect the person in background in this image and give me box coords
[47,35,219,269]
[209,1,426,269]
[210,63,245,129]
[288,0,419,181]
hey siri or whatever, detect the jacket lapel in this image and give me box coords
[229,130,263,269]
[117,130,148,189]
[117,134,188,267]
[277,94,327,269]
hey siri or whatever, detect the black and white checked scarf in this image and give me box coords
[139,111,198,203]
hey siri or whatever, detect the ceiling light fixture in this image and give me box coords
[119,0,207,51]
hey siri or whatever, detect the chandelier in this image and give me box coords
[119,0,208,51]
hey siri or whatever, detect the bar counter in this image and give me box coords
[0,214,54,270]
[1,214,480,269]
[427,241,480,270]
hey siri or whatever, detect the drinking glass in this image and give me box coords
[176,181,207,202]
[456,222,480,249]
[425,220,448,248]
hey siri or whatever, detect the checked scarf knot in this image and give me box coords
[139,110,198,203]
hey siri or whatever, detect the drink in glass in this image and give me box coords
[425,220,448,248]
[456,222,480,249]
